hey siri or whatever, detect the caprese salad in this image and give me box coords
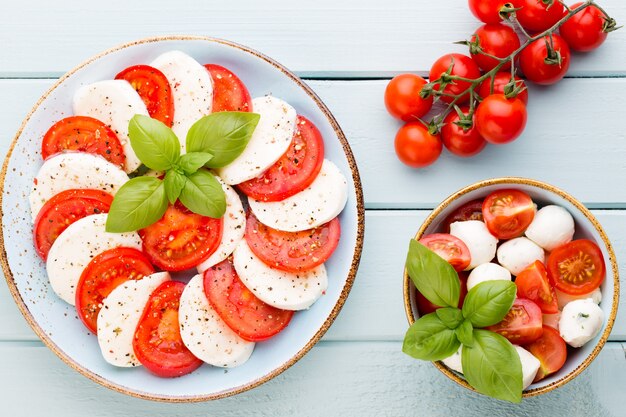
[29,50,348,378]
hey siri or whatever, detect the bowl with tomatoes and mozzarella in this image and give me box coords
[403,177,618,397]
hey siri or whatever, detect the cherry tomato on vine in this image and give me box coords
[441,107,487,158]
[560,3,608,52]
[470,23,521,71]
[477,72,529,104]
[519,34,571,85]
[384,74,433,121]
[512,0,565,33]
[429,53,482,104]
[475,94,527,144]
[394,122,442,168]
[468,0,510,24]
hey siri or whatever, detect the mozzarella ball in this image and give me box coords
[496,237,545,276]
[449,220,498,270]
[556,288,602,310]
[467,263,512,291]
[514,345,540,390]
[559,299,604,348]
[441,345,463,374]
[525,205,575,251]
[543,312,561,331]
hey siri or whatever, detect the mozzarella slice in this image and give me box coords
[556,287,602,310]
[97,272,171,367]
[29,153,129,220]
[466,263,512,291]
[525,205,575,251]
[497,237,545,276]
[449,220,498,270]
[197,178,245,272]
[441,345,463,374]
[216,96,296,185]
[150,51,213,151]
[46,214,142,305]
[559,298,604,347]
[248,159,348,232]
[178,274,254,367]
[233,240,327,310]
[73,80,148,173]
[514,345,540,390]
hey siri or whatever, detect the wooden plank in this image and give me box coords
[1,0,626,77]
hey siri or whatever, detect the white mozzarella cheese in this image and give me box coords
[248,159,348,232]
[543,312,561,330]
[559,298,604,347]
[441,345,463,374]
[216,96,296,185]
[466,263,512,291]
[556,287,602,310]
[73,79,148,173]
[97,272,171,367]
[525,205,575,251]
[233,240,327,310]
[449,220,498,270]
[46,214,142,305]
[514,345,540,390]
[150,50,213,151]
[178,274,254,367]
[496,237,545,276]
[29,152,129,220]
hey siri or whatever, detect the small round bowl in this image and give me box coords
[403,177,619,398]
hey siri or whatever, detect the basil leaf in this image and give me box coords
[436,307,464,329]
[164,170,187,204]
[462,330,523,403]
[186,112,260,167]
[406,240,460,308]
[105,177,168,233]
[178,169,226,218]
[455,320,474,347]
[402,313,460,361]
[178,152,214,175]
[129,114,180,171]
[462,280,517,328]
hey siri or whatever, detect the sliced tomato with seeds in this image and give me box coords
[486,298,543,345]
[442,199,484,232]
[415,271,468,316]
[547,239,605,295]
[33,189,113,260]
[75,247,154,333]
[204,64,252,112]
[418,234,471,272]
[525,325,567,382]
[482,189,535,239]
[515,260,558,314]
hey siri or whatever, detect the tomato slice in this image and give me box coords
[442,199,484,232]
[115,64,174,127]
[133,281,202,378]
[203,259,294,341]
[415,272,468,315]
[139,203,223,271]
[41,116,126,168]
[418,234,471,272]
[204,64,252,112]
[486,298,543,345]
[244,212,340,272]
[75,247,154,333]
[33,189,113,260]
[237,116,325,202]
[525,325,567,382]
[482,189,535,239]
[515,261,558,314]
[547,239,605,295]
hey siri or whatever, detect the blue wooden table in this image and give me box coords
[2,1,626,415]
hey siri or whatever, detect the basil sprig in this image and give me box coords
[105,113,259,233]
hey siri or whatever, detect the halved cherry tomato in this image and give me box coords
[475,94,527,144]
[547,239,605,295]
[384,74,433,121]
[515,261,558,314]
[139,203,223,271]
[41,116,126,168]
[133,281,202,378]
[519,34,571,85]
[560,3,608,52]
[415,272,468,315]
[395,122,442,168]
[468,0,510,24]
[487,298,544,345]
[482,189,535,239]
[512,0,565,33]
[442,199,484,232]
[75,247,154,333]
[525,325,567,382]
[33,189,113,260]
[204,259,294,341]
[477,72,528,105]
[429,53,482,104]
[419,234,471,272]
[470,23,520,71]
[237,116,324,202]
[441,107,487,158]
[115,65,174,127]
[204,64,252,112]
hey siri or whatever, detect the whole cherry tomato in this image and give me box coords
[441,107,487,157]
[560,3,608,52]
[468,0,511,24]
[394,122,442,168]
[470,23,520,71]
[384,74,434,121]
[429,53,482,104]
[512,0,566,33]
[477,72,529,104]
[475,94,527,144]
[519,34,571,85]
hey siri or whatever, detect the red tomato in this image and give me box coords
[560,3,608,52]
[419,234,471,272]
[519,34,571,85]
[394,122,442,168]
[441,107,487,158]
[482,189,535,239]
[477,72,529,104]
[415,272,468,315]
[468,0,510,24]
[442,199,484,232]
[33,189,113,260]
[133,281,202,378]
[515,261,558,314]
[203,259,294,341]
[475,94,527,144]
[204,64,252,112]
[470,24,520,71]
[245,212,340,273]
[237,115,324,202]
[525,325,567,382]
[547,239,605,295]
[384,74,434,121]
[41,116,125,169]
[512,0,566,33]
[115,65,174,127]
[139,203,223,271]
[487,298,544,345]
[75,247,154,333]
[429,54,482,104]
